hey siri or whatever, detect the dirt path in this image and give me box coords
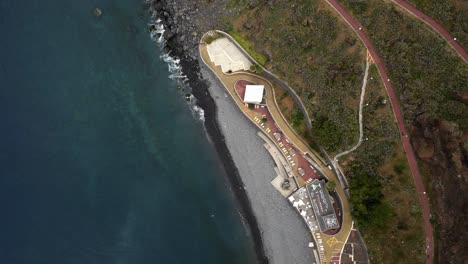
[391,0,468,63]
[334,58,369,162]
[323,0,434,263]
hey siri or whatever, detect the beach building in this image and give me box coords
[243,85,265,104]
[306,179,340,232]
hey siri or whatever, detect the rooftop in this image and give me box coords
[243,85,264,104]
[307,180,340,232]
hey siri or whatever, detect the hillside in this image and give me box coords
[406,0,468,50]
[337,0,468,262]
[150,0,467,263]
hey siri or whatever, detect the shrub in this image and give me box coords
[326,180,337,192]
[291,108,304,128]
[204,32,222,44]
[230,31,268,65]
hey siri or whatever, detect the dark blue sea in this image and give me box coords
[0,1,256,263]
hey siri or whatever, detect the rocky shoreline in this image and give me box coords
[145,1,269,263]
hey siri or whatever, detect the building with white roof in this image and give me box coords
[243,85,264,104]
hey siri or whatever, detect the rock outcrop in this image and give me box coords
[411,114,467,264]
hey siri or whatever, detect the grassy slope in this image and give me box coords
[229,0,365,155]
[337,0,468,262]
[340,0,468,128]
[219,1,429,262]
[406,0,468,51]
[343,66,425,263]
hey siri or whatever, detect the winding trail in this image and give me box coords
[334,58,369,162]
[391,0,468,63]
[323,0,434,263]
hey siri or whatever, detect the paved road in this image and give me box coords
[323,1,434,263]
[392,0,468,63]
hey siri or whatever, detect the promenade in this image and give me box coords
[200,36,353,264]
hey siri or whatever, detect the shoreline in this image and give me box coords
[147,2,269,263]
[180,57,269,264]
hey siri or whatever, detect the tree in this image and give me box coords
[326,180,336,192]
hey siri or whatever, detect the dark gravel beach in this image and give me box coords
[180,57,270,264]
[145,1,269,263]
[146,1,318,263]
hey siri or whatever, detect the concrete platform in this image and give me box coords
[206,38,252,73]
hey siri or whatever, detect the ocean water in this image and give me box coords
[0,0,256,263]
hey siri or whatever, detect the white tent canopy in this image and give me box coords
[243,85,264,104]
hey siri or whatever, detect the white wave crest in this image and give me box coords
[191,104,205,122]
[148,17,187,82]
[148,10,203,122]
[159,53,187,80]
[148,19,165,44]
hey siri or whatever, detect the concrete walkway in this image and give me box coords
[334,58,370,162]
[200,35,353,264]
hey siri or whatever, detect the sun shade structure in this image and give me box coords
[243,85,264,104]
[206,38,253,73]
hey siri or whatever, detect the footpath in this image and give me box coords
[323,0,434,263]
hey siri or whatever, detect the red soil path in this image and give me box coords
[392,0,468,63]
[324,0,434,263]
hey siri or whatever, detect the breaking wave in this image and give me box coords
[147,9,205,122]
[191,104,205,122]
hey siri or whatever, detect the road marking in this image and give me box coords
[327,237,339,247]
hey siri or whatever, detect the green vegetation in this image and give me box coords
[343,66,425,263]
[406,0,468,50]
[249,64,263,74]
[336,3,468,261]
[273,86,309,140]
[290,108,304,129]
[312,113,346,153]
[230,0,365,155]
[348,164,393,228]
[203,31,222,44]
[326,180,336,192]
[393,159,407,176]
[220,0,438,262]
[340,0,468,129]
[230,30,268,65]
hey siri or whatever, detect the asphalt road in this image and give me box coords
[324,0,434,263]
[392,0,468,63]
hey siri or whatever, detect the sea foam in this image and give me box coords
[147,10,205,122]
